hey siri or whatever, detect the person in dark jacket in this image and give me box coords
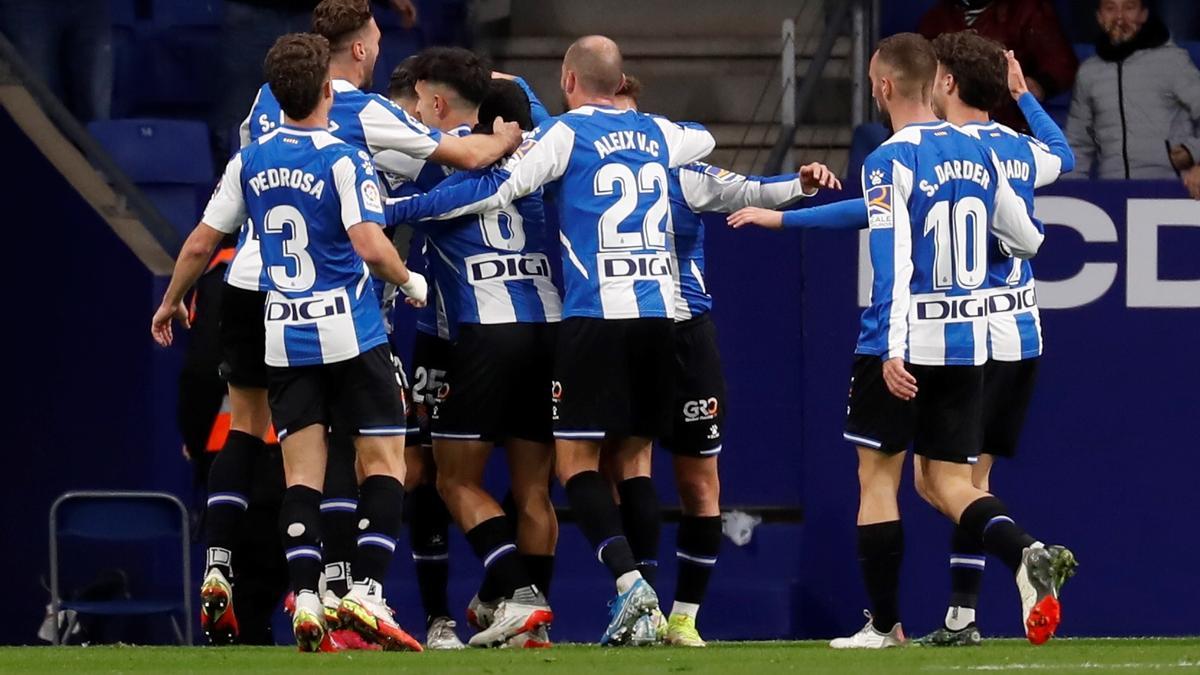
[1065,0,1200,188]
[918,0,1078,134]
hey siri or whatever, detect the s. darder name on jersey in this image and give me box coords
[248,167,327,199]
[918,160,991,197]
[594,131,661,159]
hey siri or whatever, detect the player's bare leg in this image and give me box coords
[436,439,550,648]
[200,384,271,645]
[831,447,907,649]
[664,455,720,647]
[278,424,333,652]
[918,457,1077,645]
[557,437,659,645]
[337,434,422,652]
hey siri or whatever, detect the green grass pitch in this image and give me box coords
[1,639,1198,674]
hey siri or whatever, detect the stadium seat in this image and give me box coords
[48,491,192,645]
[87,119,214,237]
[110,1,221,117]
[372,29,427,96]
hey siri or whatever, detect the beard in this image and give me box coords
[876,100,894,132]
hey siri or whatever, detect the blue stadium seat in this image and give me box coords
[49,491,192,645]
[110,1,221,117]
[88,119,214,237]
[372,29,427,96]
[1181,41,1200,68]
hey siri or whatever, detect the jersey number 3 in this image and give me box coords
[263,205,316,292]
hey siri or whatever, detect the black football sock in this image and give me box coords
[617,477,661,589]
[408,483,451,621]
[466,516,532,602]
[959,496,1037,573]
[564,471,637,580]
[522,554,556,600]
[205,430,263,578]
[858,520,903,633]
[949,521,985,612]
[279,485,324,595]
[320,436,359,597]
[674,515,722,609]
[353,475,406,585]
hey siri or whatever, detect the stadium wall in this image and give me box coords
[4,96,1197,641]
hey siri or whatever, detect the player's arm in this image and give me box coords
[387,120,572,224]
[729,198,869,231]
[863,153,917,399]
[655,118,716,168]
[152,155,248,346]
[360,96,522,172]
[333,154,427,305]
[1007,51,1074,183]
[427,120,523,171]
[988,150,1045,259]
[493,71,552,128]
[680,162,839,214]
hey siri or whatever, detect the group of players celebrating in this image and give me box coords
[150,0,1077,653]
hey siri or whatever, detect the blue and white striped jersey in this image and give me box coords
[224,79,443,292]
[413,169,561,329]
[387,106,715,320]
[668,163,810,320]
[857,121,1043,367]
[960,121,1063,361]
[203,127,390,367]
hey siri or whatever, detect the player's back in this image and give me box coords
[859,121,1009,366]
[541,107,682,320]
[238,127,388,366]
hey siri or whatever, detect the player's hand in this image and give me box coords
[388,0,418,28]
[1005,50,1030,100]
[799,162,841,192]
[727,207,784,230]
[1183,165,1200,200]
[491,70,516,81]
[493,116,523,153]
[151,301,189,347]
[398,271,428,307]
[882,357,918,400]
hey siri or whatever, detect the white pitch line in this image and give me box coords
[926,661,1200,671]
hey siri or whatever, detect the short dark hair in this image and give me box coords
[264,33,331,120]
[875,32,937,101]
[311,0,372,50]
[474,79,533,133]
[411,47,490,106]
[389,55,418,101]
[932,31,1007,112]
[616,74,642,103]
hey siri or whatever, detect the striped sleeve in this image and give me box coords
[988,149,1044,258]
[359,96,443,161]
[386,120,574,224]
[654,117,716,168]
[333,152,387,231]
[677,163,810,212]
[202,153,248,234]
[1018,92,1074,184]
[862,150,914,361]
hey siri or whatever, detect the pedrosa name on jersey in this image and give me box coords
[597,252,673,280]
[248,167,327,199]
[594,131,661,159]
[467,253,552,284]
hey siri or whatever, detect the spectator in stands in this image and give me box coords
[918,0,1078,134]
[213,0,418,156]
[1065,0,1200,193]
[0,0,111,121]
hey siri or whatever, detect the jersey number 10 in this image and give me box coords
[924,196,987,291]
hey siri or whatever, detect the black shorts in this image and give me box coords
[981,358,1039,458]
[267,343,408,440]
[410,331,452,447]
[219,285,267,389]
[432,322,556,444]
[553,317,674,441]
[660,314,726,457]
[843,355,983,464]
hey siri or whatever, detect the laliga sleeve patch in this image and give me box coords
[361,179,383,213]
[700,162,744,184]
[866,185,893,229]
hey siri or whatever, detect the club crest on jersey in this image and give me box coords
[866,185,892,229]
[360,180,383,213]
